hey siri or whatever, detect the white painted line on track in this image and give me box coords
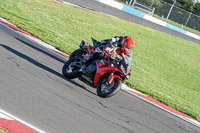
[0,109,46,133]
[0,111,13,120]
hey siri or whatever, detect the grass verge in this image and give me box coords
[0,0,200,121]
[0,130,6,133]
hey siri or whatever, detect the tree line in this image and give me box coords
[164,0,200,16]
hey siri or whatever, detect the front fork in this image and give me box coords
[107,72,123,84]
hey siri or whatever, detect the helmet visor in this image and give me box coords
[125,44,132,53]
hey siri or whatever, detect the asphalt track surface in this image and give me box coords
[63,0,200,44]
[1,22,200,133]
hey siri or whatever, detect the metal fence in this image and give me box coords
[117,0,200,32]
[131,0,155,16]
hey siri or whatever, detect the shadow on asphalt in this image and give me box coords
[0,43,97,96]
[15,38,66,64]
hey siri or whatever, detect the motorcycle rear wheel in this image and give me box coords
[62,58,80,79]
[97,75,122,98]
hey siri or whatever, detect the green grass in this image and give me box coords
[0,130,6,133]
[0,0,200,121]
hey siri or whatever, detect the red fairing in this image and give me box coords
[93,61,124,87]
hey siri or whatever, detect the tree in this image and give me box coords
[151,0,162,7]
[193,2,200,15]
[176,0,194,12]
[163,0,175,4]
[183,0,194,11]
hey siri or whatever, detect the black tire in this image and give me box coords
[97,75,122,98]
[69,49,83,60]
[62,59,80,79]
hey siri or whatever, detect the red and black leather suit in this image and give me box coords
[92,36,125,61]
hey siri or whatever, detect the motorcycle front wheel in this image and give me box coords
[97,75,122,98]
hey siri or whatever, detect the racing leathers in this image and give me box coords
[92,36,124,62]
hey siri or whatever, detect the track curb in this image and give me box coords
[0,109,45,133]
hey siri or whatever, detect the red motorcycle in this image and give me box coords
[62,38,131,98]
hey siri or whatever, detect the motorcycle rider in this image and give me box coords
[80,36,135,76]
[101,36,134,61]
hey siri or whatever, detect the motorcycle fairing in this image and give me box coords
[93,60,124,87]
